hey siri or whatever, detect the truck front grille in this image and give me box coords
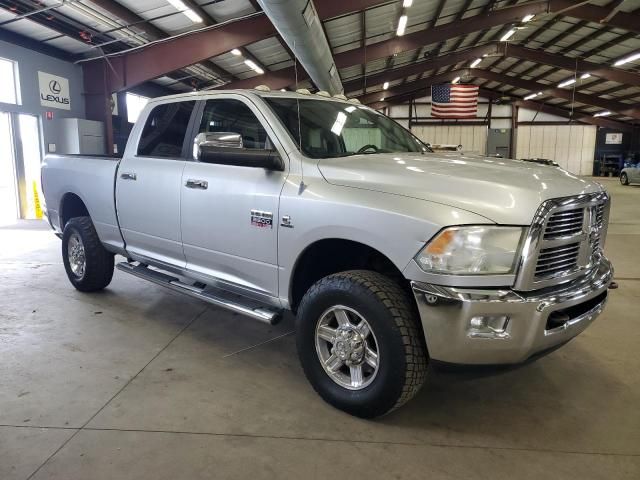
[535,243,580,277]
[543,208,584,239]
[515,192,610,291]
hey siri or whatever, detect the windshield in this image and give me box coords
[263,97,427,159]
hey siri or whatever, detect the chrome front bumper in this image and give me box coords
[411,257,613,365]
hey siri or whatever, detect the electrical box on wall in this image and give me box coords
[487,128,511,158]
[56,118,105,155]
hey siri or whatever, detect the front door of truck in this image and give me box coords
[116,100,197,267]
[180,96,287,300]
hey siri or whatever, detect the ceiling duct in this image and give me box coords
[257,0,343,94]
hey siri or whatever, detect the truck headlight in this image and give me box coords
[415,226,525,275]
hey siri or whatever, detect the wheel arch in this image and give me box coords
[288,238,411,312]
[59,192,90,228]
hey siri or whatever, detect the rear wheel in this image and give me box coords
[62,216,114,292]
[620,172,629,185]
[296,270,427,418]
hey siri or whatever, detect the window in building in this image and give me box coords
[137,101,196,157]
[0,57,21,105]
[126,92,149,123]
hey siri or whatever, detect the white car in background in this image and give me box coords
[620,165,640,185]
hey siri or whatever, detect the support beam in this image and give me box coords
[86,0,233,84]
[330,1,551,69]
[360,71,461,105]
[87,0,166,40]
[183,0,265,78]
[0,28,72,60]
[472,69,640,119]
[503,44,640,87]
[549,0,640,33]
[343,44,498,93]
[512,98,633,131]
[83,0,393,94]
[373,87,633,132]
[216,1,552,91]
[314,0,394,20]
[342,43,640,98]
[360,68,640,121]
[83,14,276,93]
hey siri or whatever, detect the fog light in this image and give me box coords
[468,315,510,339]
[470,316,487,329]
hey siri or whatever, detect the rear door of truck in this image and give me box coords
[116,98,198,267]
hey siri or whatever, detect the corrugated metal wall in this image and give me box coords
[515,125,596,175]
[387,101,598,175]
[411,125,488,154]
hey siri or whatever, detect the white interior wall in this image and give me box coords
[516,124,596,175]
[387,102,598,175]
[411,125,488,154]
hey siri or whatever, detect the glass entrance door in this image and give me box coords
[0,111,18,225]
[0,112,43,222]
[15,114,44,219]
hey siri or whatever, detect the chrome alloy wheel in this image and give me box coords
[67,232,86,279]
[315,305,380,390]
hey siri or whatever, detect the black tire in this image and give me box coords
[296,270,427,418]
[62,216,114,292]
[620,173,629,185]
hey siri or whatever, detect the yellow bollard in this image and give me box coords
[33,180,43,220]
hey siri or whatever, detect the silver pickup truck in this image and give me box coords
[41,89,613,418]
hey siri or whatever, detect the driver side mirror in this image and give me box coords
[193,132,283,171]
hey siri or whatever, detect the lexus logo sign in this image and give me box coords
[38,71,71,110]
[49,80,62,94]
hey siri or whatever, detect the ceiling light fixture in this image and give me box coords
[580,73,591,79]
[470,58,482,68]
[244,59,264,75]
[614,52,640,66]
[452,76,460,84]
[403,0,413,7]
[524,92,540,100]
[500,28,516,42]
[231,49,242,56]
[558,78,576,88]
[166,0,203,23]
[396,15,408,36]
[594,111,611,117]
[522,14,535,22]
[383,81,389,90]
[380,97,385,102]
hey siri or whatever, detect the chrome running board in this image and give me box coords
[116,262,282,325]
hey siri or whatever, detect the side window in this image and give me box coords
[137,101,196,157]
[199,99,268,149]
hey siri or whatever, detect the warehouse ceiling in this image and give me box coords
[1,0,639,128]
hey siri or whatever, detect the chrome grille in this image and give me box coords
[535,243,580,276]
[514,192,610,291]
[543,208,584,239]
[591,203,606,256]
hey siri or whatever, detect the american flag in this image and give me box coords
[431,84,479,118]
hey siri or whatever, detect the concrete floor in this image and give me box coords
[1,176,639,479]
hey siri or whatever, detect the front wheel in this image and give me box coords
[62,216,114,292]
[620,173,629,185]
[296,270,427,418]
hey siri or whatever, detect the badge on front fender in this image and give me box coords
[250,210,273,229]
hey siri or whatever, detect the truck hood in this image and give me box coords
[317,152,604,224]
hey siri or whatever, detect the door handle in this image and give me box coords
[120,172,137,181]
[185,179,208,190]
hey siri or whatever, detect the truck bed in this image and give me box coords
[41,154,125,253]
